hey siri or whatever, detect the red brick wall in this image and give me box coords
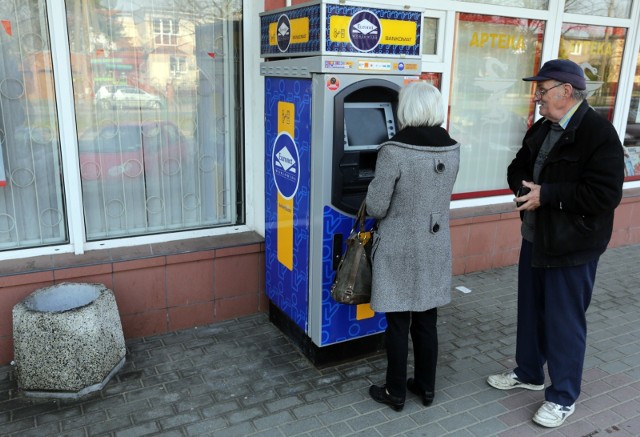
[0,243,266,365]
[449,193,640,275]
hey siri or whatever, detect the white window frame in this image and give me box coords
[153,17,179,46]
[0,0,254,261]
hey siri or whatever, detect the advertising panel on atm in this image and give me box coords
[260,1,422,58]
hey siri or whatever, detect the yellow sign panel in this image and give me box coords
[329,16,416,46]
[278,101,294,135]
[277,101,295,271]
[380,19,416,46]
[329,16,350,43]
[269,22,277,46]
[291,17,309,43]
[269,17,310,46]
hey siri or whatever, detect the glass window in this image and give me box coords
[564,0,632,18]
[623,56,640,179]
[67,0,243,240]
[422,17,438,56]
[452,0,548,8]
[0,0,67,250]
[449,14,545,196]
[559,23,627,122]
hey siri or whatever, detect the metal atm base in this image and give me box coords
[268,301,386,368]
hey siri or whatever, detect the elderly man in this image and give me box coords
[487,59,625,428]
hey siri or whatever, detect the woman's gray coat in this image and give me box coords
[365,126,460,313]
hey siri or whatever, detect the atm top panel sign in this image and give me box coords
[260,1,422,59]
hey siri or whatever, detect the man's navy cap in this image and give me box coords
[522,59,586,90]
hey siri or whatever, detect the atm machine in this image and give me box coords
[260,1,423,364]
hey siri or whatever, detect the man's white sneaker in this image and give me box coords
[532,401,575,427]
[486,371,544,391]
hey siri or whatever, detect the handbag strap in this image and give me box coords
[353,200,374,245]
[356,200,367,233]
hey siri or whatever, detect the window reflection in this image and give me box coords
[449,14,545,195]
[0,0,67,250]
[422,18,438,55]
[559,23,626,122]
[67,0,243,240]
[564,0,632,18]
[452,0,548,8]
[623,61,640,178]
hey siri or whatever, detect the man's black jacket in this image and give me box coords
[507,100,624,267]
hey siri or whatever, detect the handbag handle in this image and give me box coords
[355,200,373,246]
[356,200,367,233]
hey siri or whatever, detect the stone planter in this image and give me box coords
[12,282,126,399]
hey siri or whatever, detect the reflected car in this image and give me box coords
[94,85,125,109]
[112,87,164,109]
[78,121,191,181]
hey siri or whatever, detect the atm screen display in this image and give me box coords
[344,102,395,151]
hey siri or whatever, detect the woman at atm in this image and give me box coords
[366,81,460,411]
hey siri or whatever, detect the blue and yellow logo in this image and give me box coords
[349,10,381,52]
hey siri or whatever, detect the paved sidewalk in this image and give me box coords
[1,244,640,436]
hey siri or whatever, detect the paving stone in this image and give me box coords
[1,244,640,436]
[114,421,160,437]
[213,420,256,436]
[292,401,330,419]
[438,411,480,432]
[183,416,227,435]
[131,404,174,424]
[1,417,37,435]
[7,420,61,437]
[157,410,201,429]
[374,415,419,436]
[35,405,83,426]
[9,401,60,421]
[346,409,390,432]
[226,405,264,425]
[252,409,295,430]
[279,416,323,436]
[86,415,134,435]
[60,410,107,431]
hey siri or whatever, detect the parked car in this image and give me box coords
[78,120,191,181]
[112,87,164,109]
[94,85,124,109]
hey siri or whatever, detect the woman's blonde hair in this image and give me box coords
[396,81,445,129]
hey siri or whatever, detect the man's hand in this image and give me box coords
[515,180,541,211]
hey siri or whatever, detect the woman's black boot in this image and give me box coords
[369,385,405,411]
[407,378,434,406]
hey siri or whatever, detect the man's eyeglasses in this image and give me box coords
[534,82,565,98]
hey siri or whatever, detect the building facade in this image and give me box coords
[0,0,639,364]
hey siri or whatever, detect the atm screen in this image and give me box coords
[344,102,396,151]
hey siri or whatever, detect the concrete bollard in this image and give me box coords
[12,282,126,399]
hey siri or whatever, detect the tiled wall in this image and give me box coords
[1,194,639,364]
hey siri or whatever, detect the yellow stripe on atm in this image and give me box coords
[277,101,295,270]
[356,303,375,320]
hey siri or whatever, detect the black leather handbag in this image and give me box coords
[330,201,373,305]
